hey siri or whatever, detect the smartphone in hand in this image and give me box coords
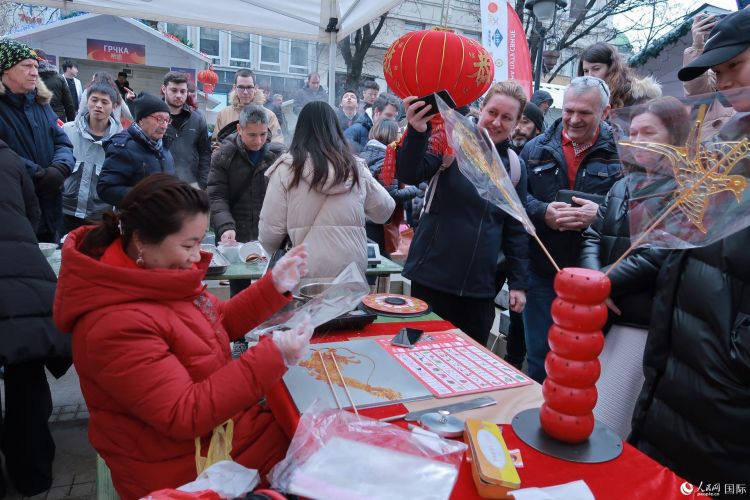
[415,90,457,118]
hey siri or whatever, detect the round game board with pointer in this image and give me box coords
[362,294,430,317]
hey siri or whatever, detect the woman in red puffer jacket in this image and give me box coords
[53,174,311,500]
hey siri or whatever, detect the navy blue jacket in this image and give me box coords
[345,122,371,153]
[397,125,529,298]
[521,118,622,277]
[98,125,175,207]
[0,83,75,239]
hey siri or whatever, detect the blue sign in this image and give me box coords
[493,29,504,48]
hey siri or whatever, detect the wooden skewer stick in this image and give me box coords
[318,351,342,410]
[330,352,359,416]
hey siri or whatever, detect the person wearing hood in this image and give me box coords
[578,42,662,109]
[54,174,312,499]
[259,100,394,280]
[34,49,75,122]
[0,140,71,497]
[397,81,530,347]
[97,92,175,207]
[61,82,123,234]
[0,39,75,243]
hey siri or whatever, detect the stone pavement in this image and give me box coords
[3,369,95,500]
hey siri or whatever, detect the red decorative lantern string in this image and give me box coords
[198,65,219,95]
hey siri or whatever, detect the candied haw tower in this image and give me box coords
[540,268,610,443]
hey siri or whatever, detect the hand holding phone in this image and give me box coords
[414,90,457,118]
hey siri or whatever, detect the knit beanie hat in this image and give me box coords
[0,39,40,73]
[522,102,545,132]
[134,92,170,122]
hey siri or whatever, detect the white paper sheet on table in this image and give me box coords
[509,480,595,500]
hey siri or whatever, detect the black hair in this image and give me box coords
[61,60,77,72]
[372,93,401,113]
[363,80,380,92]
[163,71,189,86]
[86,82,118,106]
[79,174,209,258]
[289,101,359,192]
[234,68,255,84]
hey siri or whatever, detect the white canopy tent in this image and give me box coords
[23,0,404,104]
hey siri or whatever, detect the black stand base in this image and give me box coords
[512,408,623,463]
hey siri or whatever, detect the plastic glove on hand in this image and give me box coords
[272,318,314,367]
[271,244,308,294]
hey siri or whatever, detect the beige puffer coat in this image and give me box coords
[259,153,395,280]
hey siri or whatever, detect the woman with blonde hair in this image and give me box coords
[397,81,530,345]
[578,42,662,109]
[259,101,394,280]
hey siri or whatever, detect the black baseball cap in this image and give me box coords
[678,8,750,82]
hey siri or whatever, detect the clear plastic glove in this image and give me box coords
[272,244,308,294]
[272,317,314,367]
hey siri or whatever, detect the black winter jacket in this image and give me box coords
[0,80,75,240]
[163,105,211,188]
[0,141,71,374]
[98,125,175,207]
[207,135,284,242]
[579,178,668,328]
[38,62,75,122]
[630,228,750,486]
[397,125,529,298]
[522,119,622,277]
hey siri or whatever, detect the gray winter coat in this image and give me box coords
[62,113,122,221]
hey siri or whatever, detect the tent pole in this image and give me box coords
[328,28,336,106]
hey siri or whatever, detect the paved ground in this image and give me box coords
[1,280,515,499]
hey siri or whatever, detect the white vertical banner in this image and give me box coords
[481,0,510,82]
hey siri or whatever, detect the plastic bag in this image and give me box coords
[269,402,467,500]
[246,263,369,339]
[195,419,233,474]
[177,460,260,499]
[142,488,221,500]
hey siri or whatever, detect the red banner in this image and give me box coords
[86,38,145,65]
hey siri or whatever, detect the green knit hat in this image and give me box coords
[0,39,39,73]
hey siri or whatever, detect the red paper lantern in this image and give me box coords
[383,27,494,107]
[198,66,219,94]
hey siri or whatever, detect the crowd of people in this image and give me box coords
[0,6,749,497]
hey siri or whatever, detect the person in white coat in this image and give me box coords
[259,101,394,280]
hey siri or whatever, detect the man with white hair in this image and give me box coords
[520,76,622,382]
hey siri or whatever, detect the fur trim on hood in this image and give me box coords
[629,75,662,106]
[0,78,52,105]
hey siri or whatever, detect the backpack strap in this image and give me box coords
[507,148,521,187]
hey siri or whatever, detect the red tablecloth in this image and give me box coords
[267,319,697,500]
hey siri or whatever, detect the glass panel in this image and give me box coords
[290,40,308,69]
[199,28,219,57]
[231,31,251,60]
[260,36,280,64]
[166,23,188,41]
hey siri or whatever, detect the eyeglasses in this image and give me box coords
[149,115,172,125]
[236,85,256,93]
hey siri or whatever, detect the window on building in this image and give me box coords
[230,31,252,67]
[289,40,309,75]
[569,0,585,19]
[260,36,281,72]
[404,21,425,32]
[199,28,220,61]
[463,31,480,41]
[165,23,188,42]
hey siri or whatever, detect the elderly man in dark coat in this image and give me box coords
[0,39,75,243]
[0,139,71,496]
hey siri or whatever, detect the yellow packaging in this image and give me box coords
[464,419,521,499]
